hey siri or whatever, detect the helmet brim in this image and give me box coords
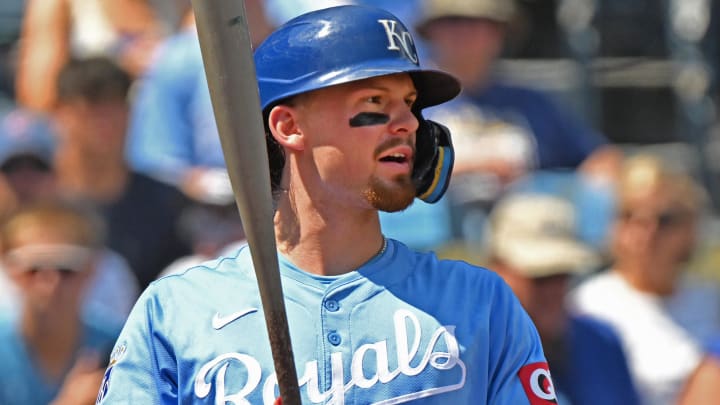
[259,67,461,112]
[409,70,461,108]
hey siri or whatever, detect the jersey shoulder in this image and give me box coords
[391,240,515,307]
[149,244,258,301]
[401,241,505,284]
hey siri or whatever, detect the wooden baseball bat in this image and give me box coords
[190,1,301,403]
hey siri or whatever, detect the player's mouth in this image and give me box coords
[378,145,413,173]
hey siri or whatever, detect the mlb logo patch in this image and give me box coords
[96,342,127,404]
[96,364,113,403]
[517,362,557,404]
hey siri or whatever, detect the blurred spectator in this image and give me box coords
[394,0,621,244]
[570,154,720,405]
[677,338,720,405]
[158,201,246,277]
[52,56,190,289]
[0,199,119,404]
[0,249,139,332]
[125,1,272,204]
[0,107,58,204]
[15,0,166,112]
[0,105,139,329]
[415,0,619,172]
[509,169,618,256]
[486,192,639,405]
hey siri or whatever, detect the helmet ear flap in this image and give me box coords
[412,110,454,203]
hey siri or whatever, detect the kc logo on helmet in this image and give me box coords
[378,19,419,64]
[518,362,557,404]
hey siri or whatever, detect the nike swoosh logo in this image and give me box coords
[212,308,258,330]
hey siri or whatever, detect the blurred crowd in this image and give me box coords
[0,0,719,404]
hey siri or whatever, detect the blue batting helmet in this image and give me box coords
[254,5,461,111]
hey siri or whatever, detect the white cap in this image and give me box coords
[416,0,517,36]
[487,193,600,277]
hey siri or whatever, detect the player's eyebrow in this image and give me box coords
[365,86,417,99]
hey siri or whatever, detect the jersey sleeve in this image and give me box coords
[96,284,178,404]
[486,277,558,405]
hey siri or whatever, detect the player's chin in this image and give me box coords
[365,175,416,212]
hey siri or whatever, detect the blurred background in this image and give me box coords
[1,1,720,404]
[5,0,719,269]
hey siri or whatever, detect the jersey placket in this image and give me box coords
[317,278,380,404]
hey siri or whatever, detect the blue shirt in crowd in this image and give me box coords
[125,28,225,188]
[552,315,640,405]
[0,316,119,404]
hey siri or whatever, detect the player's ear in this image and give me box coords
[268,105,305,152]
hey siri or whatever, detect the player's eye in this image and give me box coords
[366,95,383,104]
[405,97,416,107]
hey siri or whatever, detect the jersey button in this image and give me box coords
[324,300,340,312]
[327,331,342,346]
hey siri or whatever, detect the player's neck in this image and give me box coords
[274,187,385,277]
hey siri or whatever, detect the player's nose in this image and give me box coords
[388,106,419,137]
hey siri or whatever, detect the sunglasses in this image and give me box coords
[3,244,94,275]
[22,267,82,279]
[619,209,692,229]
[0,155,51,174]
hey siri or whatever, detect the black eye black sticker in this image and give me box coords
[349,112,390,127]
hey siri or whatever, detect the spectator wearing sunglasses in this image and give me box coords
[486,192,639,405]
[0,106,139,332]
[569,154,720,405]
[0,199,120,405]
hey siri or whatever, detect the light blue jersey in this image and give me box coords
[97,239,554,404]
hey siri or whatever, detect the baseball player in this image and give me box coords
[96,5,555,404]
